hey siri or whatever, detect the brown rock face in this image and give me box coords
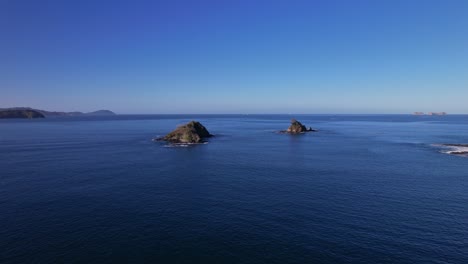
[285,119,316,134]
[157,121,212,143]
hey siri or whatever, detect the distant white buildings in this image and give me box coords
[427,112,447,116]
[413,112,447,116]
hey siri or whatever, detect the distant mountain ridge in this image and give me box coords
[0,107,116,117]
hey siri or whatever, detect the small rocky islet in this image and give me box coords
[280,119,317,134]
[155,121,213,144]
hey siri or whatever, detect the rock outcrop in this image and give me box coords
[282,119,316,134]
[0,109,45,119]
[156,121,213,143]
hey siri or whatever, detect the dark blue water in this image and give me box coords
[1,115,467,263]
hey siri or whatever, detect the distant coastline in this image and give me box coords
[0,109,45,119]
[0,107,116,119]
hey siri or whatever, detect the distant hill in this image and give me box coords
[0,109,45,119]
[0,107,116,118]
[86,110,116,116]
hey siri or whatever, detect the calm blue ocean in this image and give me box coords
[1,115,467,263]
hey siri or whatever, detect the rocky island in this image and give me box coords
[155,121,213,144]
[0,109,45,119]
[281,119,317,134]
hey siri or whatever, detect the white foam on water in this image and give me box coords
[164,144,189,148]
[433,144,468,156]
[163,142,208,148]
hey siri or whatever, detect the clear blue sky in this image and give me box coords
[1,0,467,114]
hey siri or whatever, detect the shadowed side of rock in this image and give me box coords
[156,121,213,143]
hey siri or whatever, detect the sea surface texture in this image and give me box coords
[1,115,467,263]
